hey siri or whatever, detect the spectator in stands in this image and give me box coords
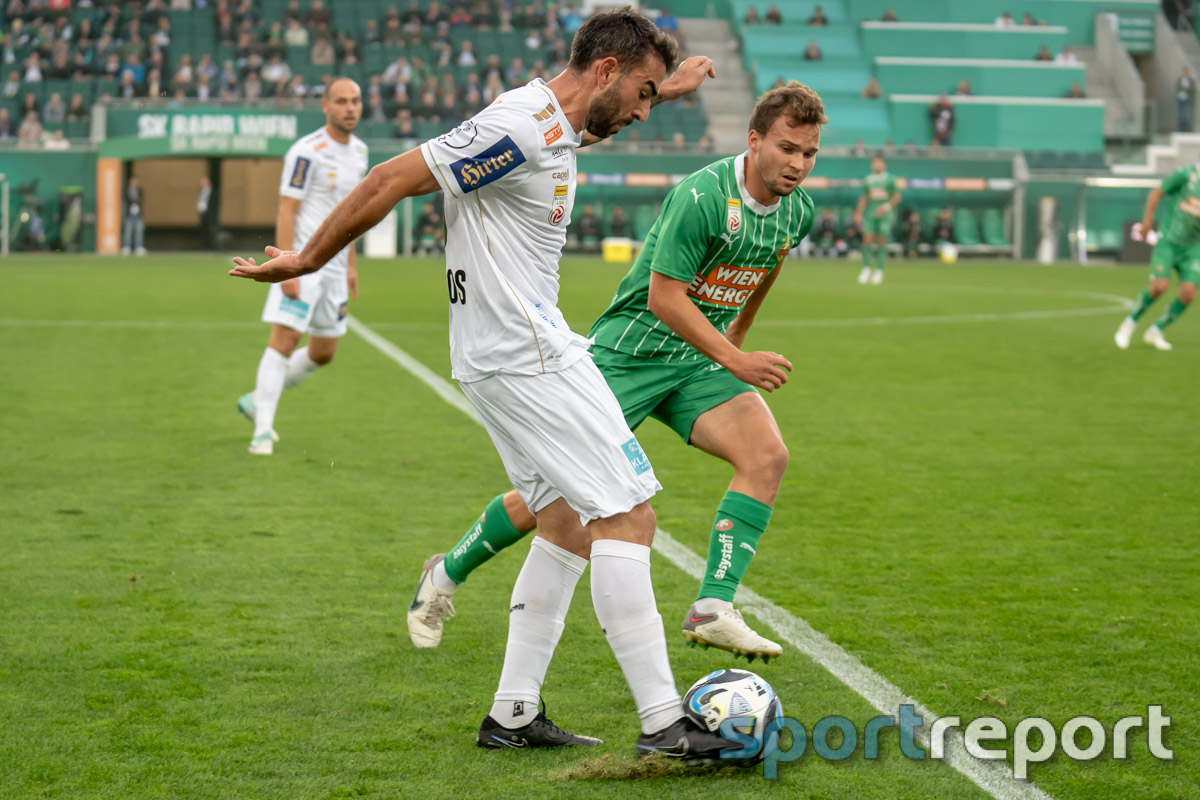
[932,209,955,244]
[2,71,20,98]
[457,40,477,67]
[929,94,954,146]
[283,17,308,47]
[506,56,526,85]
[262,53,290,85]
[43,129,69,150]
[1021,13,1038,25]
[23,52,43,82]
[195,73,212,100]
[901,211,922,257]
[117,71,140,98]
[862,77,883,99]
[609,206,629,238]
[743,5,761,24]
[853,138,867,157]
[415,202,445,254]
[881,9,899,22]
[67,93,89,121]
[1034,45,1053,61]
[338,31,360,63]
[482,73,504,104]
[122,53,146,85]
[17,110,43,147]
[576,205,602,250]
[995,11,1015,27]
[46,51,71,80]
[670,131,686,151]
[698,134,714,152]
[765,5,783,24]
[811,209,839,256]
[122,176,146,255]
[43,90,66,123]
[392,111,416,141]
[450,3,473,27]
[0,108,12,140]
[1064,81,1086,99]
[173,54,195,90]
[955,79,972,96]
[803,40,822,60]
[842,213,863,252]
[152,16,171,50]
[196,54,219,84]
[306,0,332,29]
[807,5,828,25]
[1180,67,1196,131]
[1056,46,1078,63]
[243,70,263,100]
[288,74,308,99]
[311,35,335,66]
[19,91,39,117]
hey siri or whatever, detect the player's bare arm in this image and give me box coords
[276,196,302,298]
[231,148,439,282]
[724,263,784,349]
[1140,187,1164,233]
[854,192,867,223]
[647,271,791,392]
[347,242,359,302]
[878,189,901,218]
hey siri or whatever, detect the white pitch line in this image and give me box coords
[347,314,1057,800]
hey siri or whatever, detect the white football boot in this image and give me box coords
[247,434,274,455]
[1114,318,1137,350]
[407,554,456,648]
[682,603,783,663]
[870,269,884,285]
[1144,326,1173,351]
[237,393,279,443]
[857,266,871,284]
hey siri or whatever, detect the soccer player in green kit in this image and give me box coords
[408,82,825,662]
[1115,166,1198,351]
[855,155,900,286]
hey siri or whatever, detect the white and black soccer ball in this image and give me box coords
[683,668,783,761]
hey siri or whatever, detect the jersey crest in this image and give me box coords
[725,197,742,234]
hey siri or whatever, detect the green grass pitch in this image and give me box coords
[0,254,1196,800]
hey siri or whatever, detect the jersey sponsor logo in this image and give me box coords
[289,156,312,189]
[1180,197,1200,218]
[726,197,742,234]
[551,146,570,160]
[687,263,768,307]
[338,302,348,321]
[552,170,570,181]
[437,120,479,149]
[543,122,563,145]
[621,438,652,475]
[278,295,311,318]
[713,532,734,579]
[869,187,889,200]
[554,184,568,197]
[549,186,569,225]
[450,136,526,192]
[532,101,555,121]
[313,141,327,151]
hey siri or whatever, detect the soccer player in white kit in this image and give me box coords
[230,10,737,761]
[237,78,369,455]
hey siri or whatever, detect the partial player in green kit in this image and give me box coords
[1115,165,1199,351]
[855,155,900,286]
[408,82,826,662]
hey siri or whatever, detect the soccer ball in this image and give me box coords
[683,668,783,761]
[938,243,959,263]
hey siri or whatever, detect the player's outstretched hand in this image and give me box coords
[729,350,792,393]
[660,56,717,101]
[229,246,307,284]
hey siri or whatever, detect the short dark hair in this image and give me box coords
[568,8,679,75]
[749,80,828,134]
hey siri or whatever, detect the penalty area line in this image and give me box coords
[346,313,1057,800]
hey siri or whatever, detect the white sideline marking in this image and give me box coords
[347,313,1057,800]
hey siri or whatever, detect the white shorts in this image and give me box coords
[261,270,349,338]
[460,356,662,525]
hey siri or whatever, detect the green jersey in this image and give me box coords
[590,155,814,361]
[1161,164,1200,247]
[863,171,897,216]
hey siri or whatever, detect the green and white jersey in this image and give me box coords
[863,170,897,216]
[590,153,814,361]
[1160,164,1200,247]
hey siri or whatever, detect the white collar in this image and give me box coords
[735,152,781,216]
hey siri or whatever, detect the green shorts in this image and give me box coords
[590,345,757,443]
[1150,238,1200,284]
[863,209,893,238]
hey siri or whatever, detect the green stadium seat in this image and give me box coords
[982,209,1009,247]
[954,209,981,247]
[65,119,90,139]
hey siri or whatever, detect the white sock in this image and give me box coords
[252,347,288,439]
[431,560,458,595]
[283,345,321,391]
[490,536,587,729]
[590,539,683,735]
[694,596,733,615]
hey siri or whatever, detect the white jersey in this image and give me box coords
[421,79,586,382]
[279,126,369,276]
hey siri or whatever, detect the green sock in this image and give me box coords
[697,491,773,602]
[862,247,871,269]
[875,245,886,272]
[1153,298,1191,330]
[442,494,527,584]
[1129,289,1159,322]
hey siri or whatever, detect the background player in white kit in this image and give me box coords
[230,9,734,761]
[237,78,368,455]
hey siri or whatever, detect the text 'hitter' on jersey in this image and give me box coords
[420,79,587,382]
[591,153,815,361]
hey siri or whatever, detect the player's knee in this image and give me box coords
[756,439,790,484]
[1150,280,1169,297]
[311,350,335,365]
[617,501,656,540]
[1180,283,1197,303]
